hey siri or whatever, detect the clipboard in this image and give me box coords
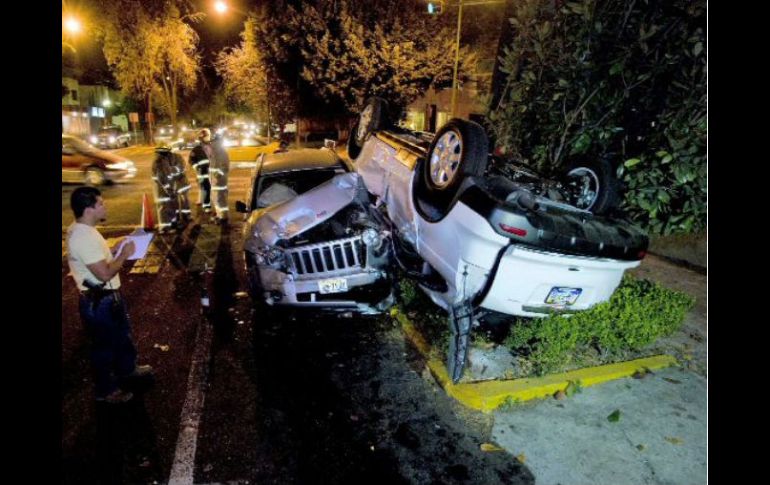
[116,228,155,260]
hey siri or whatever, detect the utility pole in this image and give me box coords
[450,0,463,118]
[428,0,507,118]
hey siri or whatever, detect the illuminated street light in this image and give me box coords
[214,1,228,14]
[64,16,82,35]
[442,0,506,117]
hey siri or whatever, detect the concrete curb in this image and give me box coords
[391,308,678,413]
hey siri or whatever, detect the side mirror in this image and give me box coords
[235,200,248,214]
[324,139,337,150]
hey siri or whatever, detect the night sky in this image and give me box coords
[66,0,251,89]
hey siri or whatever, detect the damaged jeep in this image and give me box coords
[237,148,393,315]
[347,97,650,382]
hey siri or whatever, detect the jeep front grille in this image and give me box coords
[286,236,365,279]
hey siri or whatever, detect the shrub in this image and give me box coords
[505,275,694,375]
[487,0,706,235]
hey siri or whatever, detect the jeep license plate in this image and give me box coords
[545,287,582,305]
[319,278,348,294]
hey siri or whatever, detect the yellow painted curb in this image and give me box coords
[392,308,678,413]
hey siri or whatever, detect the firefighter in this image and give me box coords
[209,133,231,225]
[188,128,213,214]
[151,144,180,232]
[169,148,192,225]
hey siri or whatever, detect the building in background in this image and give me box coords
[62,77,126,137]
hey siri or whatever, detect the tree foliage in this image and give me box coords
[248,0,477,117]
[96,0,201,131]
[487,0,706,235]
[216,17,297,131]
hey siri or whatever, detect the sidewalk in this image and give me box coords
[491,254,707,485]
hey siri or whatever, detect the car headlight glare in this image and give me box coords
[89,136,98,143]
[109,136,116,143]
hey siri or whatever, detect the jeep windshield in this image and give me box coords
[255,168,342,209]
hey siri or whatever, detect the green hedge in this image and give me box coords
[505,275,694,375]
[487,0,706,235]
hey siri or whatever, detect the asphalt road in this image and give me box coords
[61,145,258,229]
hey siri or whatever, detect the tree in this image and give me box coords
[216,17,297,138]
[284,0,477,115]
[487,0,706,235]
[96,0,201,142]
[245,0,478,129]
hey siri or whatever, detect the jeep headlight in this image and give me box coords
[362,228,379,246]
[89,135,98,144]
[255,246,285,266]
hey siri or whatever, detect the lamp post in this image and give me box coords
[438,0,507,118]
[449,1,463,118]
[62,14,82,54]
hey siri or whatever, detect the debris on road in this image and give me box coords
[153,343,170,352]
[607,409,621,422]
[480,443,504,452]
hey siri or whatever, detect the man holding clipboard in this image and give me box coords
[66,187,154,404]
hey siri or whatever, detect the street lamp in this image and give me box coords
[214,1,228,14]
[428,1,506,118]
[64,16,81,35]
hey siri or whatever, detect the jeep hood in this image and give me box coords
[254,172,365,246]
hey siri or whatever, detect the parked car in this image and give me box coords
[236,148,394,315]
[171,126,208,150]
[89,125,132,149]
[224,134,285,162]
[347,97,649,381]
[62,135,137,185]
[155,124,178,143]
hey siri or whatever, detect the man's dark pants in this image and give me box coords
[79,292,137,398]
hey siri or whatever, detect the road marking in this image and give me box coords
[167,305,214,485]
[168,222,222,485]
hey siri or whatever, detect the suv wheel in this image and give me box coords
[347,97,389,160]
[564,158,621,215]
[423,119,488,195]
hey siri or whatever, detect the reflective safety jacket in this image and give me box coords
[189,143,212,184]
[151,152,177,197]
[208,140,230,188]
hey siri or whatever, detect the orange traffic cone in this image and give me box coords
[141,193,155,231]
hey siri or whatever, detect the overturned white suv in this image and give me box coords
[347,98,649,381]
